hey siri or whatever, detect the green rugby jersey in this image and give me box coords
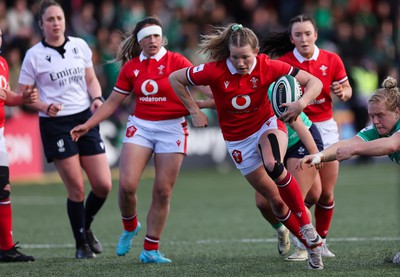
[357,120,400,164]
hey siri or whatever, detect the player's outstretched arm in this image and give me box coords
[297,136,364,169]
[71,90,127,141]
[337,133,400,160]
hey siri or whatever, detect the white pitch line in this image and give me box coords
[20,236,400,249]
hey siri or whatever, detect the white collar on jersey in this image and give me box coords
[226,56,257,75]
[139,46,167,62]
[293,45,320,63]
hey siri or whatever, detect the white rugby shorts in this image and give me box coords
[123,116,188,154]
[313,118,339,149]
[0,128,8,166]
[226,116,286,176]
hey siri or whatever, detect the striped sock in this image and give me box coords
[143,235,159,251]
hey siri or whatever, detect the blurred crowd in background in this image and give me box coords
[1,0,399,139]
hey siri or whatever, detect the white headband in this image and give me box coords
[137,25,162,42]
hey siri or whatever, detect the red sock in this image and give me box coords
[276,211,307,247]
[276,172,310,226]
[144,235,159,251]
[315,201,334,238]
[0,199,14,250]
[122,213,138,232]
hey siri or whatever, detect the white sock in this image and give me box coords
[276,225,286,235]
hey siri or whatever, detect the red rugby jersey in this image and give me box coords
[187,54,292,141]
[114,47,192,121]
[279,47,348,122]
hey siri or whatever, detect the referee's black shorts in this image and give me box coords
[39,108,106,163]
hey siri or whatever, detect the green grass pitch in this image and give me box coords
[1,161,399,276]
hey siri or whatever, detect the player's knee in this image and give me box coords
[265,161,284,180]
[318,194,334,206]
[270,199,287,217]
[305,189,321,205]
[0,166,10,200]
[153,186,173,205]
[304,200,315,208]
[255,196,269,211]
[92,182,112,198]
[260,133,284,180]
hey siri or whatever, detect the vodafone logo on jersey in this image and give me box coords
[141,79,158,96]
[0,75,7,89]
[232,95,250,110]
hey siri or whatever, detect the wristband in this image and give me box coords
[92,96,105,103]
[46,103,53,114]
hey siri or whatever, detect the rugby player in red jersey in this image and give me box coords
[0,27,37,262]
[169,23,325,270]
[71,16,211,264]
[263,14,352,260]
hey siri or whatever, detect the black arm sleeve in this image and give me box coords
[290,67,300,77]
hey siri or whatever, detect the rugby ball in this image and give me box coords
[270,75,302,117]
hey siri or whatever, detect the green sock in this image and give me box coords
[271,222,285,233]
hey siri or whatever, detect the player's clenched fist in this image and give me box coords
[22,86,39,104]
